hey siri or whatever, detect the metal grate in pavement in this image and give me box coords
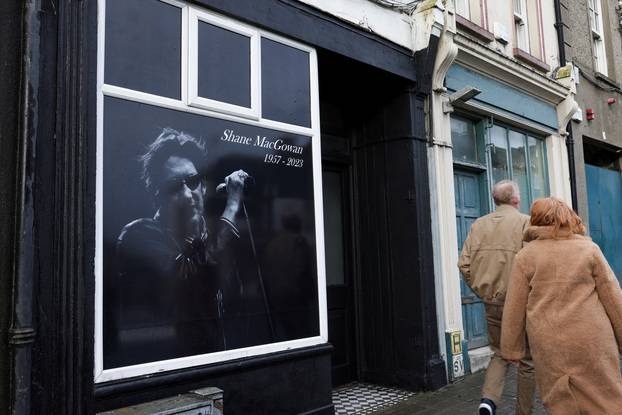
[332,382,415,415]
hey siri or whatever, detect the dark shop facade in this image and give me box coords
[1,0,446,413]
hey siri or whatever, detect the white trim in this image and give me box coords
[188,8,260,120]
[96,336,327,383]
[181,4,188,104]
[95,0,325,383]
[102,84,315,138]
[94,0,106,382]
[261,31,316,55]
[308,46,327,348]
[159,0,187,8]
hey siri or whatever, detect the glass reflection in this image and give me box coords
[490,125,509,184]
[451,117,478,163]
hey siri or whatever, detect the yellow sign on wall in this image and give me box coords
[451,331,462,355]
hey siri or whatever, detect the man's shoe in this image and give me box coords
[478,398,496,415]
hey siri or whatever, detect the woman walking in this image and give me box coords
[501,197,622,414]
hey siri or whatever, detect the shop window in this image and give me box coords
[589,0,608,75]
[97,0,323,383]
[451,116,548,212]
[490,125,510,183]
[105,0,182,99]
[489,124,549,213]
[451,116,481,165]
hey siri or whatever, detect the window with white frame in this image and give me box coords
[96,0,325,383]
[514,0,530,52]
[589,0,608,75]
[455,0,471,20]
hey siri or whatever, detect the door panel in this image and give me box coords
[586,164,622,281]
[323,167,357,386]
[454,169,488,349]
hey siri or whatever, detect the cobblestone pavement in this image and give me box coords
[372,368,547,415]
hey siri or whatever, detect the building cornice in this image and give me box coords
[454,33,570,105]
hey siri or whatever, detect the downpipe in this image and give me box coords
[554,0,579,211]
[9,0,40,413]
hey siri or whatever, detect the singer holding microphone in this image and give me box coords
[110,128,258,366]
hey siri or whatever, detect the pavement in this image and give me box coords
[372,368,547,415]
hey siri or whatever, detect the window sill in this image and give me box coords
[595,72,619,88]
[512,48,550,72]
[456,15,495,43]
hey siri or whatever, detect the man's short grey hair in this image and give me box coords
[492,180,520,206]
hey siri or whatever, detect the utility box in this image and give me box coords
[445,331,466,381]
[98,387,223,415]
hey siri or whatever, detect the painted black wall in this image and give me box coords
[96,345,333,414]
[0,0,23,411]
[352,90,446,391]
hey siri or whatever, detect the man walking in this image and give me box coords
[458,180,535,415]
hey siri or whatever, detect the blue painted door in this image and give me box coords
[586,164,622,281]
[454,169,489,349]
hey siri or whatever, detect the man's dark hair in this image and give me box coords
[140,128,207,197]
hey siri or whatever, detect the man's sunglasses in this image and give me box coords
[160,173,203,195]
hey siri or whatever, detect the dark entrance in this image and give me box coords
[323,159,357,386]
[318,48,446,390]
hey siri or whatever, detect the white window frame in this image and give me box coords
[95,0,325,383]
[455,0,471,20]
[188,8,260,120]
[514,0,530,53]
[589,0,608,75]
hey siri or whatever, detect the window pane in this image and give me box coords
[456,0,470,18]
[105,0,181,99]
[262,38,311,127]
[490,126,509,184]
[509,131,529,213]
[198,22,251,108]
[451,117,478,163]
[528,136,548,200]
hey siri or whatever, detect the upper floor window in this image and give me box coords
[456,0,471,20]
[514,0,530,53]
[588,0,608,75]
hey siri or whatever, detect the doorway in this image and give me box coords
[454,168,488,349]
[323,161,357,386]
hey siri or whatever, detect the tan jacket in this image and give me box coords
[501,226,622,414]
[458,204,529,305]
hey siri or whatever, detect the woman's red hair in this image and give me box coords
[530,197,586,237]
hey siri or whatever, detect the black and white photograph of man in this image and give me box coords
[112,128,260,366]
[102,99,319,369]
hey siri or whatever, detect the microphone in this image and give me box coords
[216,175,254,193]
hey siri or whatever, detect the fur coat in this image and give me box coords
[501,226,622,414]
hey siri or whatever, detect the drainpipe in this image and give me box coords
[9,0,39,413]
[554,0,579,212]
